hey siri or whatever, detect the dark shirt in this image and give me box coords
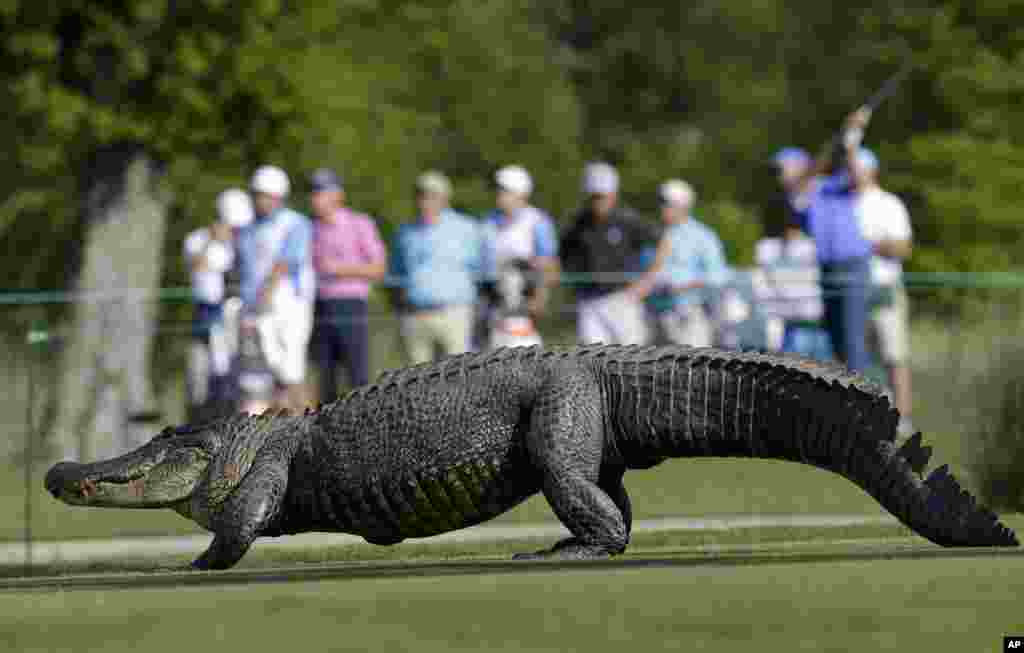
[560,205,661,299]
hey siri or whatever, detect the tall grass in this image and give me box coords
[912,314,1024,511]
[962,343,1024,511]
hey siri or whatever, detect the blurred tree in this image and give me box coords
[0,0,317,459]
[0,1,312,293]
[1,0,1023,309]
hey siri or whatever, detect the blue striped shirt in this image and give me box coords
[389,209,487,308]
[235,207,314,308]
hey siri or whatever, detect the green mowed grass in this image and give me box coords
[1,522,928,578]
[2,553,1021,653]
[7,513,1022,579]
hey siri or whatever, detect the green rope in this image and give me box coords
[2,270,1024,308]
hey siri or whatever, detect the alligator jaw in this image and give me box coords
[45,461,158,507]
[45,443,209,509]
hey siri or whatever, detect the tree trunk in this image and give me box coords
[47,144,168,463]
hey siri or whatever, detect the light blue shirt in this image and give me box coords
[389,209,488,308]
[652,217,729,311]
[235,207,314,308]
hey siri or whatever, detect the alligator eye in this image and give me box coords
[153,427,177,441]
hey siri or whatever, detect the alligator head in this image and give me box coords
[43,412,288,531]
[45,422,222,510]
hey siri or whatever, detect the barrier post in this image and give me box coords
[23,322,49,576]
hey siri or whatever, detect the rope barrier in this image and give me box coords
[1,270,1024,306]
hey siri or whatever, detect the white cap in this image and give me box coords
[495,165,533,195]
[216,188,254,227]
[582,162,619,195]
[415,170,452,196]
[658,179,695,207]
[250,165,290,197]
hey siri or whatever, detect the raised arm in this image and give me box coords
[626,233,673,300]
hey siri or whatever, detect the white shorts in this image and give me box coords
[258,295,314,385]
[868,286,909,365]
[577,291,649,346]
[656,303,713,348]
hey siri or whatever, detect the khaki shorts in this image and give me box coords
[869,286,909,365]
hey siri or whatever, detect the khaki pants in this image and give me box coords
[399,304,474,364]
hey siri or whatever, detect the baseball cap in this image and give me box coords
[582,162,619,195]
[250,165,290,197]
[495,165,533,195]
[216,188,254,228]
[310,168,343,193]
[855,147,879,171]
[415,170,452,196]
[658,179,695,207]
[772,147,811,167]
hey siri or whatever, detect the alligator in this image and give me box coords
[45,344,1019,570]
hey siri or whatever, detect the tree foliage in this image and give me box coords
[1,0,1023,302]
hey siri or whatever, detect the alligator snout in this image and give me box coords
[44,462,89,499]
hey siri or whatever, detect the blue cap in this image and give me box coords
[855,147,879,171]
[772,147,810,166]
[310,168,343,193]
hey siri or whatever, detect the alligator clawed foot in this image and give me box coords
[511,550,546,561]
[512,542,616,561]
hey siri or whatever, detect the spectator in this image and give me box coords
[235,165,316,412]
[309,168,387,402]
[389,170,487,364]
[772,147,820,218]
[561,162,660,345]
[482,165,560,315]
[183,188,253,419]
[476,165,559,349]
[627,180,727,347]
[791,109,875,372]
[852,147,915,434]
[754,217,833,361]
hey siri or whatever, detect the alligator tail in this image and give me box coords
[766,360,1018,547]
[850,433,1016,547]
[595,346,1018,547]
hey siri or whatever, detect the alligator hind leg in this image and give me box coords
[515,377,628,560]
[543,466,632,553]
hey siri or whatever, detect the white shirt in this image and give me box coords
[184,227,234,304]
[857,187,912,287]
[754,235,822,322]
[492,207,544,265]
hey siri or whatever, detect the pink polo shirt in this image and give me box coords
[312,207,386,300]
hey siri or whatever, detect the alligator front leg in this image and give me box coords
[191,454,290,570]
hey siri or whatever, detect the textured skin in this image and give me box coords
[46,344,1019,569]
